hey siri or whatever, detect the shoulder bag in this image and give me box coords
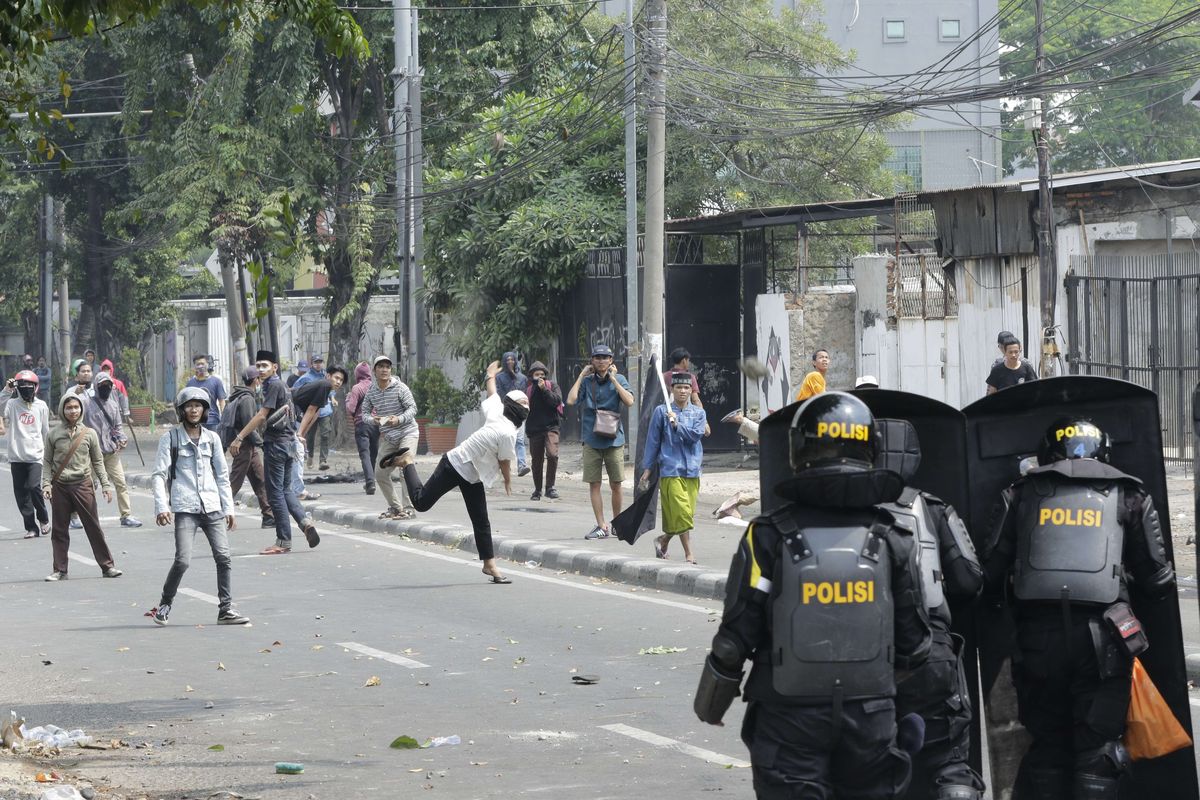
[585,377,620,439]
[51,429,89,484]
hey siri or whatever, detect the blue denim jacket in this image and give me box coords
[152,426,235,516]
[641,402,707,477]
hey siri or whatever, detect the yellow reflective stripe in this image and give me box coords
[747,523,762,588]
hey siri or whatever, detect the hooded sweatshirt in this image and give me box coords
[3,388,49,463]
[44,393,110,489]
[344,362,373,425]
[100,359,131,417]
[227,383,263,446]
[524,361,562,436]
[495,351,528,395]
[82,373,127,455]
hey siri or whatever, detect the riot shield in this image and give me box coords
[964,376,1195,798]
[757,400,801,515]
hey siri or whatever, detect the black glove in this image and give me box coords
[694,655,743,725]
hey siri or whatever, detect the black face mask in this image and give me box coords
[502,397,529,426]
[97,384,113,401]
[17,384,35,403]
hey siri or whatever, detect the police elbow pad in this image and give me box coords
[895,632,932,671]
[1141,563,1176,600]
[694,655,744,726]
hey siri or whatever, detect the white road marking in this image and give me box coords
[67,553,98,567]
[599,723,750,768]
[337,641,430,669]
[326,531,718,615]
[0,525,12,532]
[1190,698,1200,709]
[179,587,219,605]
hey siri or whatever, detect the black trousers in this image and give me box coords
[895,626,984,797]
[355,421,379,484]
[1013,609,1132,789]
[403,455,494,561]
[11,461,48,532]
[741,698,911,800]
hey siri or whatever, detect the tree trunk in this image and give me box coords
[74,180,120,361]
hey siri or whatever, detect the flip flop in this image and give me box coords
[654,538,669,559]
[483,568,512,584]
[260,545,291,555]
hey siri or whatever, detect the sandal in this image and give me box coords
[653,536,669,560]
[260,544,291,555]
[482,568,512,584]
[379,507,404,520]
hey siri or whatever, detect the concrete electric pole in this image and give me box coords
[393,0,412,375]
[643,0,667,367]
[1033,0,1057,376]
[623,0,640,449]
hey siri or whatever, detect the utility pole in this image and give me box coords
[52,200,70,375]
[1033,0,1057,376]
[393,0,412,373]
[623,0,640,449]
[410,9,426,370]
[643,0,667,366]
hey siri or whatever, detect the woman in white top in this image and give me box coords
[392,361,529,583]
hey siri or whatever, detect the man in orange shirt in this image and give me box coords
[795,349,829,401]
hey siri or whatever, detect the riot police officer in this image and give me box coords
[983,418,1175,800]
[876,419,986,800]
[695,392,932,799]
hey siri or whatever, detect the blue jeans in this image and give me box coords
[264,439,307,543]
[516,423,527,469]
[160,511,232,612]
[290,437,305,497]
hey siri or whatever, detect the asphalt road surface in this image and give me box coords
[3,459,1200,798]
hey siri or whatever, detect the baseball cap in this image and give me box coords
[373,355,393,368]
[242,366,260,383]
[591,344,614,357]
[297,359,309,369]
[854,375,880,389]
[311,354,325,363]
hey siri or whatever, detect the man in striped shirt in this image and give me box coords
[361,355,420,518]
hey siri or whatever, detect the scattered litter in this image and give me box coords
[364,676,382,687]
[275,762,304,774]
[427,735,460,748]
[208,744,225,751]
[22,724,92,748]
[38,786,83,800]
[204,701,215,709]
[185,686,195,692]
[390,736,420,750]
[116,647,130,653]
[217,662,227,671]
[524,561,540,568]
[572,675,600,685]
[507,638,519,645]
[35,772,61,783]
[638,646,688,655]
[2,710,24,749]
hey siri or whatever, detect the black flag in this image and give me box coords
[613,354,664,544]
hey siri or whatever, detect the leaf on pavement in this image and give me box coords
[390,735,420,749]
[208,744,225,751]
[364,676,382,687]
[217,662,226,670]
[638,646,688,655]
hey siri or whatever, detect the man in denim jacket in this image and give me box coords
[149,387,248,626]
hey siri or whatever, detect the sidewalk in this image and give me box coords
[116,427,762,602]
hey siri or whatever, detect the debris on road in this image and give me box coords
[37,786,84,800]
[22,724,92,748]
[571,674,600,685]
[2,711,24,749]
[364,676,382,687]
[638,646,688,655]
[274,762,305,774]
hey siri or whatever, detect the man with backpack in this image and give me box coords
[83,371,142,528]
[148,387,247,626]
[219,366,273,529]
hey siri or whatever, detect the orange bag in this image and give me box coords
[1124,657,1192,761]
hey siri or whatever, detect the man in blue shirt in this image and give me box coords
[641,371,707,563]
[566,344,634,539]
[293,355,335,470]
[185,355,227,431]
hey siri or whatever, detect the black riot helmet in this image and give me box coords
[1038,417,1111,465]
[789,392,878,473]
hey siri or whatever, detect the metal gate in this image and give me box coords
[1065,257,1200,461]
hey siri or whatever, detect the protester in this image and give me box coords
[34,356,51,404]
[641,372,707,563]
[566,344,635,539]
[395,361,526,584]
[344,361,378,495]
[524,360,562,500]
[223,366,273,527]
[287,359,308,389]
[986,336,1038,395]
[149,388,248,626]
[65,359,92,400]
[42,393,121,581]
[294,355,334,470]
[854,375,880,389]
[0,369,50,538]
[361,355,419,519]
[795,348,829,401]
[664,347,711,437]
[185,354,227,431]
[714,410,760,520]
[99,358,131,420]
[83,349,96,368]
[228,349,319,555]
[83,371,141,527]
[496,351,530,476]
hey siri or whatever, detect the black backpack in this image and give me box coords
[217,394,250,450]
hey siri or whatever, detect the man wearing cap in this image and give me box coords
[344,361,378,495]
[293,355,335,470]
[185,354,227,431]
[361,355,420,519]
[287,359,308,389]
[83,371,142,527]
[225,366,273,528]
[566,344,635,539]
[641,371,707,563]
[855,375,880,389]
[229,350,320,554]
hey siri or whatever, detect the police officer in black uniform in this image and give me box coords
[695,392,932,799]
[983,418,1175,800]
[876,419,986,800]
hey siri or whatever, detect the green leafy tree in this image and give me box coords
[0,177,46,353]
[1000,0,1200,171]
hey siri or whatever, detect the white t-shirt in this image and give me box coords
[447,394,517,488]
[3,395,50,463]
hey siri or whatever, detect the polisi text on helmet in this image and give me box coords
[816,421,870,441]
[1055,423,1101,442]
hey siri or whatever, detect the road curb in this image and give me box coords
[124,472,728,601]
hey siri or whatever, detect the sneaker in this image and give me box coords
[319,462,329,471]
[69,516,82,530]
[364,481,376,496]
[261,516,276,529]
[584,526,610,540]
[530,490,541,501]
[24,530,38,539]
[545,487,560,500]
[302,517,320,548]
[152,604,171,626]
[517,465,531,478]
[102,566,123,578]
[44,571,67,582]
[120,516,143,528]
[218,608,251,625]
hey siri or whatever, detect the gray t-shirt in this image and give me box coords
[260,375,294,442]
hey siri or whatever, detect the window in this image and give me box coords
[940,18,961,40]
[884,19,906,41]
[884,145,922,190]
